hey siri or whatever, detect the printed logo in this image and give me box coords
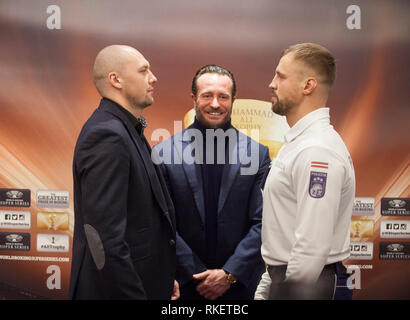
[37,234,69,252]
[379,242,410,260]
[389,199,406,208]
[6,191,23,199]
[380,220,410,238]
[37,212,69,231]
[309,171,327,198]
[350,220,374,238]
[381,198,410,216]
[349,241,373,260]
[0,189,30,207]
[0,211,31,229]
[352,197,374,216]
[0,232,30,251]
[36,190,69,209]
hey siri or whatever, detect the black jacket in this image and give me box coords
[69,98,176,299]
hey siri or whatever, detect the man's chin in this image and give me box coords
[141,99,154,109]
[271,103,289,116]
[199,119,224,129]
[271,104,283,116]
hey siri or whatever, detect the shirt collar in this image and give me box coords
[136,116,147,134]
[284,107,330,143]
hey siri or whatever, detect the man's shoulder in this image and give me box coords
[76,108,128,148]
[295,128,350,159]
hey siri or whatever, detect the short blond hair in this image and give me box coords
[281,43,336,87]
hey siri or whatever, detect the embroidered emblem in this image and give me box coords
[309,171,327,198]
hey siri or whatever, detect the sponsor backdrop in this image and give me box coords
[0,0,409,299]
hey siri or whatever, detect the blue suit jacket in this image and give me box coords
[154,124,270,299]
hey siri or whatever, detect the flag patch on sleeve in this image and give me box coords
[311,161,328,169]
[309,171,327,198]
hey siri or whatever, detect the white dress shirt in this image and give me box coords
[260,107,355,289]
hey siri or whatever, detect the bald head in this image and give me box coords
[93,45,144,96]
[91,45,157,117]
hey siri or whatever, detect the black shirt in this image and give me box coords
[191,117,233,268]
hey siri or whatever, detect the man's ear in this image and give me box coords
[191,93,197,106]
[108,72,122,89]
[303,77,317,95]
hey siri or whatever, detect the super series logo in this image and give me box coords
[381,198,410,216]
[0,189,30,207]
[0,232,30,251]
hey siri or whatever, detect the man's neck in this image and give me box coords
[104,95,142,119]
[286,100,327,128]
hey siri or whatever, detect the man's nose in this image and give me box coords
[150,71,158,83]
[210,97,220,108]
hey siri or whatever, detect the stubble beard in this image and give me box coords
[129,93,153,111]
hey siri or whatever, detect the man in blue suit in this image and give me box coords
[153,65,270,300]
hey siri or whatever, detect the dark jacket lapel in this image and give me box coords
[176,128,206,225]
[218,130,249,214]
[99,99,175,233]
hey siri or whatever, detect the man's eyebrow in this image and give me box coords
[276,70,285,77]
[139,63,150,70]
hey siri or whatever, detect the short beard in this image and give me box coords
[271,97,295,116]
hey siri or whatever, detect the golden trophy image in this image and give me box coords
[354,221,361,237]
[37,212,69,231]
[183,99,289,160]
[350,219,374,238]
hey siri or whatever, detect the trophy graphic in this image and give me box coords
[354,221,361,237]
[37,212,69,230]
[350,219,374,238]
[49,214,57,230]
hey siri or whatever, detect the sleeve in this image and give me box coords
[223,145,271,287]
[254,269,271,300]
[175,232,207,286]
[76,127,146,299]
[285,146,346,284]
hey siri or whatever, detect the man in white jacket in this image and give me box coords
[256,43,355,300]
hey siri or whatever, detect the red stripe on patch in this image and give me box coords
[311,165,328,169]
[311,161,328,165]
